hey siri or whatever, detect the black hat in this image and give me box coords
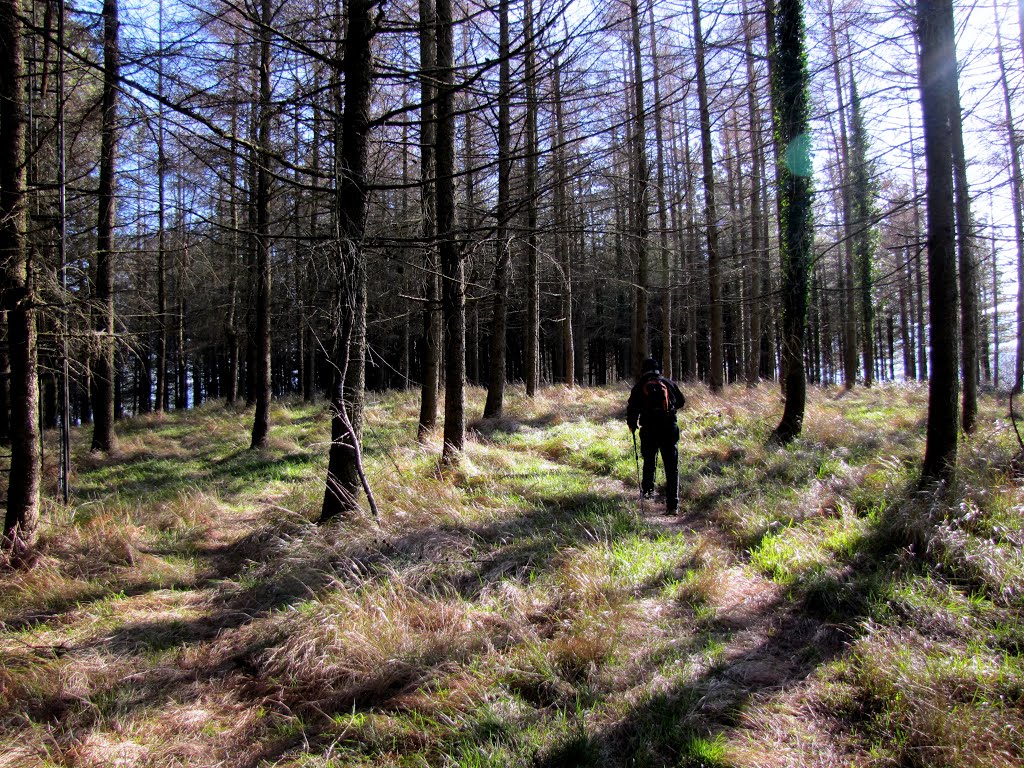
[641,357,660,374]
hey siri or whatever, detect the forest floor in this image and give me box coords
[1,382,1023,767]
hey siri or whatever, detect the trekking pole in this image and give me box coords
[632,429,643,515]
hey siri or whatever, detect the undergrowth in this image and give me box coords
[0,383,1021,767]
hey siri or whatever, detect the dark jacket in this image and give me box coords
[627,372,685,432]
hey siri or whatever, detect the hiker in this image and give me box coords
[627,357,685,516]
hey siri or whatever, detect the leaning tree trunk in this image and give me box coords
[1,0,40,562]
[91,0,119,453]
[917,0,960,482]
[769,0,814,444]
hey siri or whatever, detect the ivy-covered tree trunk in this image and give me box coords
[769,0,814,444]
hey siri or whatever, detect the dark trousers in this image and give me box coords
[640,422,679,510]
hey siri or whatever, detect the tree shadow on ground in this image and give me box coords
[532,504,915,767]
[4,460,656,764]
[12,404,925,767]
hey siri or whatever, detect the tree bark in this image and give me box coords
[917,0,960,482]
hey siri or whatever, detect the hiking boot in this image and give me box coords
[663,505,678,517]
[642,490,656,500]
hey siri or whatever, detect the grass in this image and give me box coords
[0,382,1022,767]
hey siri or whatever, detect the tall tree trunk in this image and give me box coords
[743,0,764,386]
[917,0,960,482]
[826,0,858,389]
[418,0,441,438]
[991,231,1000,386]
[849,75,875,388]
[996,18,1024,394]
[0,321,8,447]
[649,5,672,379]
[437,0,464,461]
[225,35,241,407]
[909,104,929,382]
[524,0,540,396]
[1,0,40,561]
[155,0,168,414]
[951,66,976,431]
[679,96,699,380]
[249,0,273,449]
[692,0,723,391]
[483,0,510,418]
[628,0,650,377]
[91,0,118,453]
[899,246,915,380]
[553,54,574,386]
[769,0,814,444]
[321,0,375,521]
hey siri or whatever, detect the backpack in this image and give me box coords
[641,377,673,417]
